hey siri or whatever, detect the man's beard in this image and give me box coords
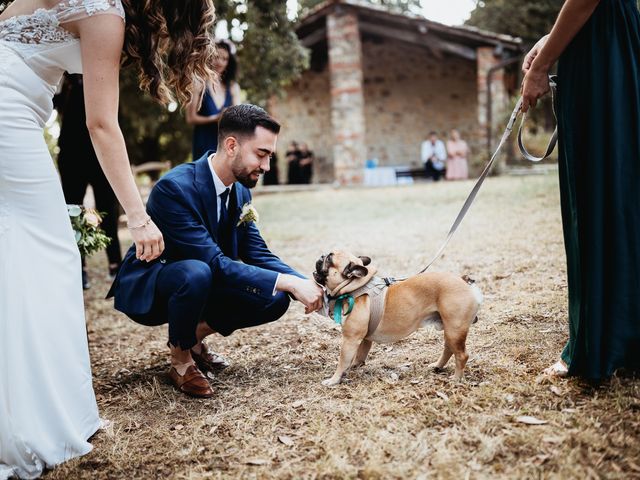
[231,153,263,188]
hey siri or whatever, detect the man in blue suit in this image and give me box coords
[108,104,323,398]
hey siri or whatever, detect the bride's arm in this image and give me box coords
[75,14,164,261]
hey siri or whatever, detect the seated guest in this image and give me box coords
[108,105,323,398]
[421,131,447,181]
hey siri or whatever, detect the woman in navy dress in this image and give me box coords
[522,0,640,380]
[187,40,240,160]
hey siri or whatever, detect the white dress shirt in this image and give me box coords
[421,139,447,170]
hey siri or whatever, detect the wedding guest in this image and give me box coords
[187,39,241,160]
[421,131,447,181]
[445,129,469,181]
[55,74,123,289]
[0,0,215,476]
[522,0,640,380]
[286,140,302,184]
[298,142,314,184]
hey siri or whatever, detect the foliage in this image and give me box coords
[466,0,564,44]
[67,205,112,257]
[118,0,309,166]
[232,0,309,106]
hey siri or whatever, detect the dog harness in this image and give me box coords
[325,277,398,338]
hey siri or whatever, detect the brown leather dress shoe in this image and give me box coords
[167,364,214,398]
[191,344,230,373]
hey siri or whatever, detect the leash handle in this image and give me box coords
[414,76,558,276]
[517,75,558,162]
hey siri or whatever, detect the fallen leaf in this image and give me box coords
[628,461,640,472]
[542,436,563,444]
[291,400,305,408]
[549,386,563,396]
[493,273,513,280]
[504,394,515,403]
[389,372,399,381]
[515,415,548,425]
[435,391,449,401]
[561,408,577,414]
[244,390,253,398]
[278,435,295,446]
[174,424,184,431]
[245,458,268,466]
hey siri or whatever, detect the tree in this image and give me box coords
[466,0,563,45]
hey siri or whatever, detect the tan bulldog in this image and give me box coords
[313,250,483,386]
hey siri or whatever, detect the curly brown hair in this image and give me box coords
[120,0,217,106]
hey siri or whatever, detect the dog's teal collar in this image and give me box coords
[333,294,355,325]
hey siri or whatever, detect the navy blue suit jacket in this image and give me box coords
[108,154,302,316]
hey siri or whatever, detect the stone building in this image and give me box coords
[268,0,523,184]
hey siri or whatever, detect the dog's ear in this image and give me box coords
[343,261,368,279]
[312,271,325,285]
[358,256,371,266]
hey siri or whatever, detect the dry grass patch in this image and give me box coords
[48,174,640,479]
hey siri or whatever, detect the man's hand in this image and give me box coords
[277,275,324,314]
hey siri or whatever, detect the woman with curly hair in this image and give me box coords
[187,39,241,159]
[0,0,216,477]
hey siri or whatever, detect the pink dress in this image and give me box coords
[446,139,469,180]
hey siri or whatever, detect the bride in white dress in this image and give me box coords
[0,0,216,477]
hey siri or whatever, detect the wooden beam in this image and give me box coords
[358,20,477,61]
[300,27,327,47]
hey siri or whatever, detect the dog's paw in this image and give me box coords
[428,362,446,373]
[451,373,466,383]
[321,378,341,387]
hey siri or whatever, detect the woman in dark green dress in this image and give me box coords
[522,0,640,381]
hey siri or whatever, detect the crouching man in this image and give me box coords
[108,104,323,397]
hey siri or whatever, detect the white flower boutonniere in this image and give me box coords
[237,202,259,227]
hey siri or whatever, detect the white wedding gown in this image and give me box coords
[0,1,124,478]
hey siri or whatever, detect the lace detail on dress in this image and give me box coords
[0,0,124,46]
[81,0,125,17]
[0,9,76,44]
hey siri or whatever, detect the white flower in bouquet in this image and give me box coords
[237,202,259,227]
[67,205,111,257]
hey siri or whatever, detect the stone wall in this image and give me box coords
[269,22,511,183]
[361,37,479,169]
[268,66,333,184]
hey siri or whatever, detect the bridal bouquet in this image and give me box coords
[67,205,111,257]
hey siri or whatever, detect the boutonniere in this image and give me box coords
[237,202,259,227]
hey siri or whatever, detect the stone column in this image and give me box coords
[476,47,508,161]
[327,9,366,185]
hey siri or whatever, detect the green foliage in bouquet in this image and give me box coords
[67,205,112,258]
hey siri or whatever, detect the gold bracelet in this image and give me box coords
[127,216,152,230]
